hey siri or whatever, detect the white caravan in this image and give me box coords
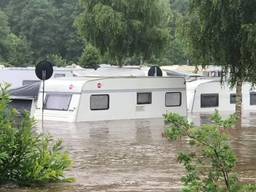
[34,76,187,122]
[187,79,256,113]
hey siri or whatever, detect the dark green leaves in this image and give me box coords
[189,0,256,84]
[0,84,73,186]
[76,0,171,66]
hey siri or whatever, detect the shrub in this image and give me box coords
[79,43,100,69]
[164,111,255,192]
[48,54,68,67]
[0,84,73,186]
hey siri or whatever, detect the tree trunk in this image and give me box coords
[116,56,123,67]
[235,80,243,128]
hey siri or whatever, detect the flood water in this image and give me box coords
[0,112,256,192]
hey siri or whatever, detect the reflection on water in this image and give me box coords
[0,113,256,192]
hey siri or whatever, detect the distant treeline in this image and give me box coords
[0,0,189,67]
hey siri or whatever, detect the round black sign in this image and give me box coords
[148,66,163,77]
[35,60,53,80]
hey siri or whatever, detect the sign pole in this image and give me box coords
[35,60,54,132]
[42,70,46,132]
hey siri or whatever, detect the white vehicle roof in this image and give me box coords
[42,76,186,93]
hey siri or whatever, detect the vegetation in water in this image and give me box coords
[164,112,256,192]
[0,84,73,186]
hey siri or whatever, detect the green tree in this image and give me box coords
[0,10,11,62]
[0,10,31,66]
[76,0,171,66]
[6,0,83,64]
[186,0,256,127]
[170,0,189,15]
[6,34,32,66]
[0,0,10,8]
[48,54,68,67]
[79,43,100,69]
[6,0,59,62]
[151,0,189,66]
[165,112,256,192]
[50,0,83,62]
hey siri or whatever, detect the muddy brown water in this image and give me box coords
[0,112,256,192]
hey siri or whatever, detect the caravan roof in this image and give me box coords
[41,76,186,93]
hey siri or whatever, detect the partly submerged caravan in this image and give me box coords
[34,76,187,122]
[186,79,256,113]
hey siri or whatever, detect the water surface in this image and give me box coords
[0,113,255,191]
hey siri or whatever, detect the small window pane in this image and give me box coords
[250,92,256,105]
[90,94,109,110]
[166,92,181,107]
[45,94,72,111]
[10,99,32,112]
[22,80,40,86]
[137,92,152,105]
[201,94,219,108]
[54,73,66,78]
[230,94,236,104]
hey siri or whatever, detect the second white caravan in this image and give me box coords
[187,79,256,113]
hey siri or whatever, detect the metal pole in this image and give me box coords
[42,70,46,132]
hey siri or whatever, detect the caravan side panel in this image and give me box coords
[76,89,187,122]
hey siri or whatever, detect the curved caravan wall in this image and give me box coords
[187,80,256,113]
[34,77,187,122]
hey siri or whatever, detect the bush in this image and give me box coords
[164,111,256,192]
[79,43,100,69]
[0,84,73,186]
[48,54,68,67]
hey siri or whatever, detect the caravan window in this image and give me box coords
[10,99,32,113]
[201,94,219,108]
[250,92,256,105]
[90,94,109,110]
[22,80,40,86]
[137,92,152,105]
[230,94,236,104]
[54,73,66,78]
[45,94,72,111]
[165,92,181,107]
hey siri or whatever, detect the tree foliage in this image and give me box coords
[187,0,256,84]
[1,0,191,67]
[76,0,171,66]
[181,0,256,127]
[165,112,255,192]
[0,84,73,186]
[79,43,100,69]
[5,0,83,65]
[0,10,31,66]
[0,10,11,62]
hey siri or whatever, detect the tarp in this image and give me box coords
[9,82,40,99]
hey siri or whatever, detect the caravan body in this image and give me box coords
[34,76,187,122]
[187,79,256,113]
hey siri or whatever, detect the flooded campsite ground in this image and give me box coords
[0,112,256,192]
